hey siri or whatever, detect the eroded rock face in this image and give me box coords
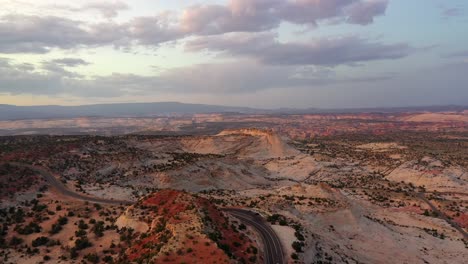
[217,128,298,158]
[115,207,149,234]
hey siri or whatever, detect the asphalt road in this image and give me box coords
[223,208,285,264]
[8,162,132,205]
[416,192,468,240]
[7,163,285,262]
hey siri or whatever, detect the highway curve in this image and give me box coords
[7,163,285,262]
[8,162,132,206]
[223,208,285,264]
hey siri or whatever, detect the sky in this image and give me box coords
[0,0,467,109]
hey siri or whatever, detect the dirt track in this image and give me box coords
[8,162,132,205]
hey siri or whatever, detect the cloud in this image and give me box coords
[2,56,467,108]
[444,50,468,58]
[2,55,466,109]
[126,15,184,46]
[76,1,129,18]
[99,0,388,47]
[186,32,412,66]
[0,15,127,53]
[439,6,464,18]
[180,0,282,35]
[0,1,389,53]
[0,58,130,97]
[156,61,396,93]
[65,61,468,107]
[179,0,388,35]
[43,1,129,19]
[50,58,90,67]
[0,58,64,95]
[0,57,394,98]
[41,58,90,78]
[158,61,303,93]
[0,13,180,53]
[346,0,388,25]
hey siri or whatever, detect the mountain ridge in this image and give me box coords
[0,102,466,120]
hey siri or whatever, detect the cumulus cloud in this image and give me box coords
[186,33,412,66]
[179,0,388,35]
[346,0,388,25]
[0,15,127,53]
[0,13,179,53]
[180,0,281,34]
[127,15,184,46]
[0,0,390,53]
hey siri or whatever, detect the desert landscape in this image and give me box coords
[0,108,467,264]
[2,0,468,263]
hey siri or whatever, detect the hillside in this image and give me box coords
[116,190,261,264]
[177,129,319,182]
[217,128,299,158]
[1,129,467,264]
[178,128,298,159]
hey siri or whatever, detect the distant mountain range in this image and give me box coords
[0,102,466,120]
[0,102,259,120]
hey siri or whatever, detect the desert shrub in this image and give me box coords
[78,220,89,230]
[0,237,6,248]
[92,221,105,237]
[74,237,92,250]
[58,216,68,225]
[9,236,23,246]
[84,253,99,263]
[32,236,50,247]
[294,230,305,241]
[292,241,304,252]
[291,253,299,260]
[15,222,42,235]
[70,248,79,259]
[49,223,62,234]
[103,255,113,263]
[75,229,87,237]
